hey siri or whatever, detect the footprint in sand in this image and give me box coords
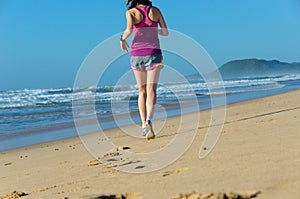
[102,146,131,158]
[99,146,144,169]
[162,167,189,177]
[88,146,132,168]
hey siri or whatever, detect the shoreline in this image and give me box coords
[1,85,299,152]
[1,88,300,198]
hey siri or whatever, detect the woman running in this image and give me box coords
[120,0,168,140]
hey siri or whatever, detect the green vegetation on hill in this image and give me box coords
[219,59,300,78]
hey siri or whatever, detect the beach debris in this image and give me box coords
[0,191,28,199]
[4,162,12,166]
[171,191,261,199]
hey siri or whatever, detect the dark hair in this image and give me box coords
[126,0,152,10]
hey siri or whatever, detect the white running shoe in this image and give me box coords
[145,123,155,140]
[142,127,148,136]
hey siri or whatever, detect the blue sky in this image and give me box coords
[0,0,300,91]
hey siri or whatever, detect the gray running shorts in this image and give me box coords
[130,54,163,72]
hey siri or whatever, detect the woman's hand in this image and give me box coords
[120,40,130,52]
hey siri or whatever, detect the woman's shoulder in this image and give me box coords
[150,6,160,11]
[126,8,138,17]
[150,6,161,14]
[127,7,136,13]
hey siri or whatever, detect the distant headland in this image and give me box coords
[219,58,300,79]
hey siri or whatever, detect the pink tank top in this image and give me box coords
[130,5,162,56]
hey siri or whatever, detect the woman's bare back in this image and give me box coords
[129,6,160,24]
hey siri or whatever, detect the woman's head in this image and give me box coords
[126,0,152,10]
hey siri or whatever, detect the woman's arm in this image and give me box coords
[120,10,133,52]
[156,8,169,36]
[122,10,134,40]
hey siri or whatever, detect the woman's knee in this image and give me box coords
[138,85,147,96]
[146,84,157,95]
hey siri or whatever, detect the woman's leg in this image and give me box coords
[146,67,162,120]
[133,70,147,126]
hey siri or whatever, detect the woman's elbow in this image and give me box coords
[125,28,133,35]
[160,29,169,36]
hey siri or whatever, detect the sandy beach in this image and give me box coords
[1,89,300,199]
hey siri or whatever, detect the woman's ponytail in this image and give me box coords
[126,0,152,10]
[126,0,137,10]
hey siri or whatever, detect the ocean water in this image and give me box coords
[1,74,300,151]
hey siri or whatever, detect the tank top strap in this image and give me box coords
[135,5,152,21]
[145,5,152,20]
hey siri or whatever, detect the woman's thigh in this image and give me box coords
[147,67,162,85]
[133,70,147,88]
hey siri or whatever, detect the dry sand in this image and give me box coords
[1,89,300,199]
